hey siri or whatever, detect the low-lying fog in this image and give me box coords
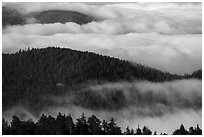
[3,79,202,134]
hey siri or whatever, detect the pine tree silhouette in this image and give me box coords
[2,113,202,135]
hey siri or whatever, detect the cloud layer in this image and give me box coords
[3,2,202,35]
[2,2,202,75]
[51,79,202,115]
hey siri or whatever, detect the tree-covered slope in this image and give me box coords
[2,7,25,27]
[2,47,201,112]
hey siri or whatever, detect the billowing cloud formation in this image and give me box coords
[2,32,201,74]
[2,79,202,134]
[3,2,202,35]
[3,18,201,35]
[2,2,202,74]
[3,2,201,20]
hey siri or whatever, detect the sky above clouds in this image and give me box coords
[2,2,202,74]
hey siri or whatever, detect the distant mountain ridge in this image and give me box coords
[2,7,95,26]
[33,10,95,25]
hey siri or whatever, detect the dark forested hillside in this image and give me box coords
[2,47,201,113]
[2,113,202,135]
[190,69,202,79]
[2,7,95,27]
[2,7,25,27]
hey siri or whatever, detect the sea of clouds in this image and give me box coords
[2,2,202,134]
[2,2,202,74]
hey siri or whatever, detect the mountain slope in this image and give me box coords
[2,47,201,114]
[2,7,25,27]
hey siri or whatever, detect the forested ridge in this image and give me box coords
[32,10,95,25]
[2,7,95,27]
[2,47,202,112]
[2,7,25,27]
[2,113,202,135]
